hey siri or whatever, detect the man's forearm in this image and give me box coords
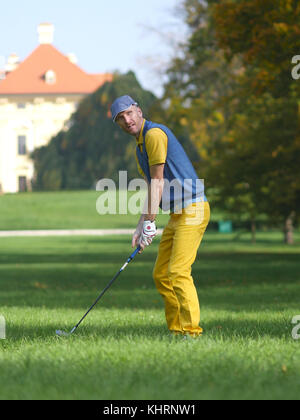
[135,174,164,249]
[136,195,147,229]
[144,179,164,222]
[138,212,145,226]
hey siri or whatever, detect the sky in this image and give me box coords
[0,0,187,97]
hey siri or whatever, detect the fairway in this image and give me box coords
[1,0,299,404]
[0,232,299,400]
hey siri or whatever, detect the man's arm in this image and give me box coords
[132,166,165,251]
[131,176,150,250]
[134,176,149,233]
[144,164,165,222]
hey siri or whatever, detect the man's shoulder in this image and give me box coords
[145,120,168,132]
[145,127,167,139]
[144,121,167,141]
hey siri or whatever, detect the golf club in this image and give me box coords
[56,245,141,337]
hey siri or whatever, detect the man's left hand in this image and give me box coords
[139,220,157,247]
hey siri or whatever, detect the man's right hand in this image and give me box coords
[132,228,144,254]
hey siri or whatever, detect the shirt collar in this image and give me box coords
[136,119,146,145]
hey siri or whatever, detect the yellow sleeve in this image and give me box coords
[145,128,168,167]
[135,151,145,178]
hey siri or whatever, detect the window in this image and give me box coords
[45,70,56,85]
[18,135,27,155]
[18,176,27,192]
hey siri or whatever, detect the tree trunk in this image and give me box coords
[251,219,256,244]
[284,212,295,245]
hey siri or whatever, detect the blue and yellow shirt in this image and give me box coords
[135,119,168,177]
[135,119,207,213]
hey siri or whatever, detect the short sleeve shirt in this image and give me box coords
[135,119,168,177]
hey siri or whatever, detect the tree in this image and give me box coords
[159,0,257,229]
[32,71,157,190]
[213,0,300,243]
[160,0,300,243]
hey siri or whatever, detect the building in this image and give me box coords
[0,23,112,193]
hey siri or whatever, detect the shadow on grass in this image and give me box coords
[5,322,167,342]
[0,251,299,292]
[0,236,299,317]
[5,316,292,343]
[0,249,300,264]
[0,266,299,314]
[0,249,155,265]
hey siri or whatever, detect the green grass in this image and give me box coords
[0,233,300,400]
[0,190,170,230]
[0,190,232,230]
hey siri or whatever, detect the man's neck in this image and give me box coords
[136,119,145,140]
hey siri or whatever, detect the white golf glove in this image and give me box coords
[139,220,157,246]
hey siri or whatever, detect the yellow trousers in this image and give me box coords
[153,201,210,336]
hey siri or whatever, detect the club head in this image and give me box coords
[56,329,70,337]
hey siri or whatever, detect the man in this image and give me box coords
[111,95,210,337]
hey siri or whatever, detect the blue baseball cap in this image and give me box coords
[111,95,138,122]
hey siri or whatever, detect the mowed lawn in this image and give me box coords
[0,230,300,400]
[0,190,226,230]
[0,190,169,230]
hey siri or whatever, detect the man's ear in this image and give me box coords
[137,106,143,118]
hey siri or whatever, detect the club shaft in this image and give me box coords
[72,246,141,332]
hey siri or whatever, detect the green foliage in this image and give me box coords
[160,0,246,212]
[160,0,300,241]
[213,0,300,233]
[32,71,157,190]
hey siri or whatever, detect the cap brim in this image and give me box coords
[113,102,138,122]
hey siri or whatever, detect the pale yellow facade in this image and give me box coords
[0,23,105,193]
[0,95,82,193]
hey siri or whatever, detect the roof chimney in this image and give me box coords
[0,55,6,80]
[38,23,54,45]
[67,53,78,65]
[5,53,20,73]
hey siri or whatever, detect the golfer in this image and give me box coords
[111,95,210,337]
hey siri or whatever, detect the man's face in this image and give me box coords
[115,105,144,137]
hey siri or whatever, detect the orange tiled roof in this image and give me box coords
[0,44,112,95]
